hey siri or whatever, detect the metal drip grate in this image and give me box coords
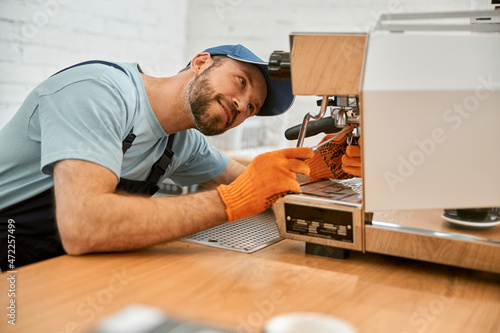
[181,210,282,253]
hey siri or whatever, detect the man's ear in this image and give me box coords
[190,52,213,76]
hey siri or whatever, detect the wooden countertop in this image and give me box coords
[1,239,499,333]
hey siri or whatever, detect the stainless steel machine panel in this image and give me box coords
[362,32,500,211]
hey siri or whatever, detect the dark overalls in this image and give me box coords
[0,61,175,271]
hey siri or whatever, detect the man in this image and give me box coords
[0,44,316,270]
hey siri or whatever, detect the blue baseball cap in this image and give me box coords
[192,44,294,116]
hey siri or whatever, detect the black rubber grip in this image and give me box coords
[285,117,339,140]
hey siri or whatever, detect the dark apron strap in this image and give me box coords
[116,134,176,196]
[146,134,176,184]
[51,60,128,77]
[122,129,136,154]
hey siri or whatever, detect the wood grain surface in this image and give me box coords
[290,34,366,96]
[1,237,499,333]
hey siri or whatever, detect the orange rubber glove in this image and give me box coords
[217,147,314,222]
[306,129,353,181]
[342,136,362,177]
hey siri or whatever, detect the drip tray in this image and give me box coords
[181,210,282,253]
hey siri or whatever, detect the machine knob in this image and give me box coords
[268,51,291,81]
[316,98,337,107]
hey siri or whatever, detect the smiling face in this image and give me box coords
[186,56,268,136]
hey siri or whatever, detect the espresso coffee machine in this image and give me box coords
[270,10,500,274]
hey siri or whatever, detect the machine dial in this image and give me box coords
[268,51,291,81]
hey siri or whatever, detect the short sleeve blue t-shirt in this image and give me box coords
[0,62,229,210]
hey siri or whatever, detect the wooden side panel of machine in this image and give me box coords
[365,225,500,274]
[290,34,366,96]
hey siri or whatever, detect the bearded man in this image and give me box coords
[0,45,314,269]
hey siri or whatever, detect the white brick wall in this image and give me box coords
[0,0,188,129]
[0,0,489,144]
[186,0,477,149]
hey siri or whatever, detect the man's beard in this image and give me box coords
[186,69,235,136]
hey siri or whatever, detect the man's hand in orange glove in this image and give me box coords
[217,147,314,222]
[342,136,362,177]
[306,129,353,181]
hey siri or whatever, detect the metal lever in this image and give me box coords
[296,96,330,147]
